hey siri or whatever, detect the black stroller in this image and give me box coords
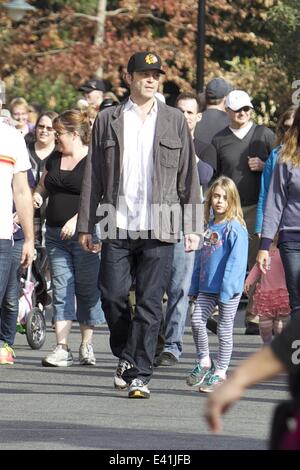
[17,246,50,349]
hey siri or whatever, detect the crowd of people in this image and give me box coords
[0,50,299,442]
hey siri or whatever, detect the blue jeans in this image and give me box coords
[189,249,201,297]
[279,241,300,316]
[45,226,105,325]
[164,238,195,359]
[0,239,13,309]
[0,239,23,346]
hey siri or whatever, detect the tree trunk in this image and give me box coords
[94,0,107,46]
[94,0,107,78]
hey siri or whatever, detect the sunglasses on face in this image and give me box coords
[54,131,69,138]
[37,124,54,132]
[233,106,251,113]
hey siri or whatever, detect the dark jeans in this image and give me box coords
[0,239,13,307]
[279,241,300,316]
[99,235,174,384]
[0,239,23,346]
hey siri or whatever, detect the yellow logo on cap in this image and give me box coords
[145,54,158,65]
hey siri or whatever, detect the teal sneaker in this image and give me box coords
[199,373,226,393]
[186,361,215,387]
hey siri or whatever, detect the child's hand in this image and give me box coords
[244,281,251,296]
[257,250,269,274]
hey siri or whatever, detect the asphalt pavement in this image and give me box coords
[0,308,288,451]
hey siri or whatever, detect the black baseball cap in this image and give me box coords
[79,79,106,93]
[127,52,165,75]
[205,78,232,100]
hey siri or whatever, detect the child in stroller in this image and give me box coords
[17,245,50,349]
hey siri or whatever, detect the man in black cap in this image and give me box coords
[194,77,232,144]
[77,51,202,399]
[78,78,106,110]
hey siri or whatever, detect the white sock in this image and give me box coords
[214,368,227,379]
[199,356,211,368]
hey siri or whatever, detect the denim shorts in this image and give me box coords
[45,226,105,325]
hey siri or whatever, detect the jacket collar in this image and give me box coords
[110,97,171,160]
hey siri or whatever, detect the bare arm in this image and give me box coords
[13,171,34,267]
[206,346,285,433]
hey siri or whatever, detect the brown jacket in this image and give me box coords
[77,99,202,242]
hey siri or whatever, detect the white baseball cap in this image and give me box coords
[225,90,253,111]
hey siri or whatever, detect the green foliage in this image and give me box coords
[266,0,300,81]
[8,75,78,113]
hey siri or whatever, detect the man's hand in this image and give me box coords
[184,234,200,252]
[248,157,265,172]
[78,233,101,253]
[256,249,269,274]
[20,240,35,268]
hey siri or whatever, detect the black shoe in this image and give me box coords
[245,322,260,335]
[154,351,178,367]
[206,317,218,335]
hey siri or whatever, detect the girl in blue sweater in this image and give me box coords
[186,176,248,392]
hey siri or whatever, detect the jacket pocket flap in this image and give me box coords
[160,138,182,149]
[104,139,116,149]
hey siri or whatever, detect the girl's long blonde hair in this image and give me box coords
[205,176,246,228]
[279,105,300,167]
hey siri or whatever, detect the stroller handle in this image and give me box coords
[26,264,32,282]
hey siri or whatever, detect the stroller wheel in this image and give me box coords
[26,307,46,350]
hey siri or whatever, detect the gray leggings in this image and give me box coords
[191,292,241,372]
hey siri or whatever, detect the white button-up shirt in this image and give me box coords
[116,98,158,231]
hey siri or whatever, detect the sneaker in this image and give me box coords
[79,343,96,366]
[199,373,226,393]
[42,345,73,367]
[128,378,150,399]
[114,359,133,390]
[154,351,178,367]
[186,361,215,387]
[0,343,16,365]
